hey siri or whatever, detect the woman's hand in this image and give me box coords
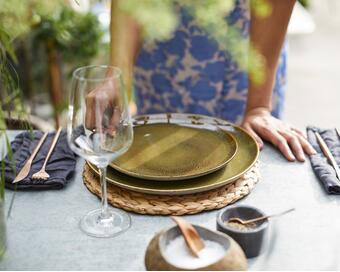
[241,107,316,162]
[85,81,120,135]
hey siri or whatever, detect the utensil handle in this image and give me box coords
[171,216,204,258]
[246,208,295,224]
[28,132,48,163]
[315,132,340,179]
[42,128,62,169]
[336,128,340,139]
[316,132,333,162]
[267,207,296,219]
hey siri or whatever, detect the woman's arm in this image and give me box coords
[242,0,316,161]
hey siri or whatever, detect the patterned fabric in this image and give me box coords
[134,0,287,124]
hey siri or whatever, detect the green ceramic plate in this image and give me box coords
[87,114,259,195]
[110,122,237,180]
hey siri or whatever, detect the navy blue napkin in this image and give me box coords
[307,127,340,194]
[3,130,76,190]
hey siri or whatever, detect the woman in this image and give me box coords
[87,0,316,161]
[133,0,316,161]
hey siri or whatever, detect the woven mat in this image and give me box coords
[83,162,260,215]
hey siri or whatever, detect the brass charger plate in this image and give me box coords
[87,114,259,195]
[83,162,260,215]
[111,122,237,181]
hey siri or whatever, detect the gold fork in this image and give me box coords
[13,132,48,183]
[32,128,62,180]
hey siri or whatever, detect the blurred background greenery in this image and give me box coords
[0,0,105,128]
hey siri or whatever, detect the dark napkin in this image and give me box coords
[307,126,340,194]
[3,130,76,190]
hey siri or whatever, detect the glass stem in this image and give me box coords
[99,166,109,219]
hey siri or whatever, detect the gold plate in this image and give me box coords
[87,114,259,195]
[111,122,237,180]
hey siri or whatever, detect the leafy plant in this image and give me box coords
[0,27,20,201]
[0,24,20,259]
[0,0,64,129]
[33,6,103,66]
[0,0,63,38]
[29,5,104,124]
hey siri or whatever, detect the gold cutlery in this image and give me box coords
[227,208,295,226]
[13,132,48,184]
[315,132,340,180]
[32,127,62,181]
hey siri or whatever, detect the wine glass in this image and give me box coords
[67,65,133,238]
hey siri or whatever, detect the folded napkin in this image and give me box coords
[3,130,76,190]
[307,126,340,194]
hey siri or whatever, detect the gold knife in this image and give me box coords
[315,132,340,181]
[13,132,48,183]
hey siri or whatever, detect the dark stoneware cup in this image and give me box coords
[216,205,269,258]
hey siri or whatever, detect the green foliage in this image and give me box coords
[298,0,310,8]
[0,28,16,62]
[33,6,103,65]
[0,41,28,133]
[119,0,267,84]
[119,0,179,41]
[0,26,28,201]
[0,24,27,128]
[0,26,15,200]
[0,0,63,39]
[251,0,272,18]
[0,153,4,200]
[118,0,234,42]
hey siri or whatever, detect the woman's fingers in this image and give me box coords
[242,108,319,162]
[253,125,296,161]
[242,123,264,149]
[291,127,305,137]
[293,131,317,155]
[266,130,296,162]
[279,131,305,162]
[85,95,94,129]
[291,127,317,155]
[85,90,112,132]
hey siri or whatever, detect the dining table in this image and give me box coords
[1,130,340,270]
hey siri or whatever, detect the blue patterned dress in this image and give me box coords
[134,0,287,124]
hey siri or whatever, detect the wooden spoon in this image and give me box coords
[228,208,295,226]
[171,216,205,258]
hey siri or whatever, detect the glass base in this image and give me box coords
[79,208,131,238]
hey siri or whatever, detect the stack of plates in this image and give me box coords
[87,113,259,195]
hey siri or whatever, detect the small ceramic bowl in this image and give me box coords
[216,205,269,258]
[145,225,247,271]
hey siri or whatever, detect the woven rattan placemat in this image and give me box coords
[83,162,260,215]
